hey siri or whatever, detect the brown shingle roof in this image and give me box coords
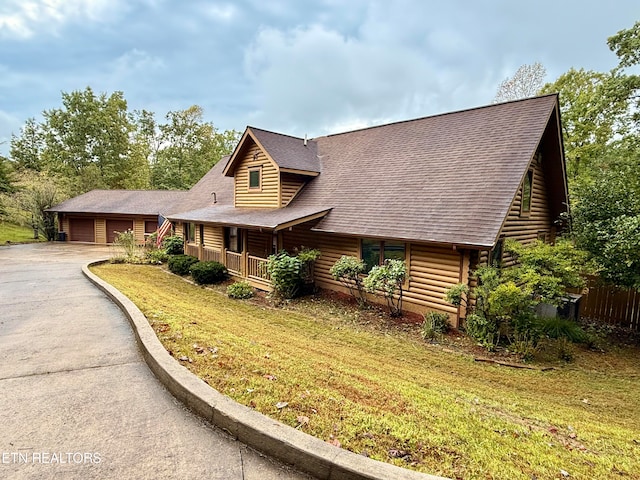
[169,205,330,231]
[224,127,321,176]
[166,157,234,215]
[288,94,562,248]
[49,190,187,216]
[249,127,321,174]
[49,157,234,217]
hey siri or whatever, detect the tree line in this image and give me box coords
[0,87,240,238]
[493,21,640,289]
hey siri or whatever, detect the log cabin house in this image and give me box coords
[50,94,569,326]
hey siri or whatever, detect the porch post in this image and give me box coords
[242,229,248,277]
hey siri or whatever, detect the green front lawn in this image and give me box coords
[0,221,43,243]
[92,263,640,480]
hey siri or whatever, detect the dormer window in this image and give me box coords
[248,167,261,190]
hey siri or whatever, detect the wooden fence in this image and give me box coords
[579,278,640,331]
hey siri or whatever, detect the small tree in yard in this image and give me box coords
[363,259,408,317]
[113,230,138,260]
[329,255,367,306]
[446,239,591,351]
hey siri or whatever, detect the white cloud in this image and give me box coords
[0,0,125,39]
[243,22,477,136]
[204,3,237,22]
[112,49,165,74]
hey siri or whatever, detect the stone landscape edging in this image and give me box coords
[83,260,450,480]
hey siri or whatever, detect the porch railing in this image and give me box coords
[247,255,270,283]
[225,251,242,275]
[202,247,222,263]
[185,243,199,257]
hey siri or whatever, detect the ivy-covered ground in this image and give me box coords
[92,263,640,480]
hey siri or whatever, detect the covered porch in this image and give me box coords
[184,230,272,290]
[172,204,331,291]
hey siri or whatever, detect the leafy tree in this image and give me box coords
[0,155,15,194]
[446,240,591,350]
[502,238,591,303]
[151,106,240,190]
[540,68,634,185]
[12,170,67,240]
[493,62,546,103]
[10,118,45,171]
[41,87,149,193]
[571,149,640,288]
[607,20,640,69]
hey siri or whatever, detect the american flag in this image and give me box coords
[156,218,173,247]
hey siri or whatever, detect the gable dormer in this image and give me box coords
[224,127,321,209]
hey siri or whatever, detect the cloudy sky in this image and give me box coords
[0,0,638,156]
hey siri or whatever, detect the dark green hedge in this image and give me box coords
[168,254,199,276]
[190,261,228,285]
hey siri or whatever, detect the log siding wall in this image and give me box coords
[282,226,464,322]
[202,225,224,250]
[281,173,306,207]
[499,156,552,264]
[234,142,280,208]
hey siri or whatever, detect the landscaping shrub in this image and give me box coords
[363,259,408,317]
[265,251,304,299]
[330,255,367,306]
[168,254,199,276]
[464,313,500,350]
[163,235,184,255]
[508,336,539,362]
[227,281,254,299]
[536,316,586,343]
[421,311,450,339]
[553,337,576,362]
[146,249,169,264]
[114,230,139,260]
[190,261,228,285]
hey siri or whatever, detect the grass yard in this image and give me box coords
[0,221,43,243]
[92,263,640,480]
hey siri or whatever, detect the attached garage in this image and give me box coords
[106,219,134,244]
[69,218,95,242]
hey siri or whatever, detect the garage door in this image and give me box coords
[106,219,134,243]
[69,218,95,242]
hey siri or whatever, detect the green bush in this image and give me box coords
[421,311,450,340]
[190,261,228,285]
[508,335,539,362]
[168,254,199,276]
[114,230,138,259]
[363,259,408,317]
[163,235,184,255]
[330,255,367,306]
[146,249,169,264]
[227,281,254,299]
[554,337,576,362]
[536,316,586,343]
[265,251,304,299]
[464,313,500,350]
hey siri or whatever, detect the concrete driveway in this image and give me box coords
[0,243,310,480]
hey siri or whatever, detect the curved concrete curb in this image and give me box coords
[83,261,450,480]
